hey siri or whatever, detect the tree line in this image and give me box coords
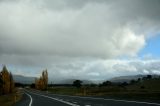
[98,75,158,87]
[0,65,15,95]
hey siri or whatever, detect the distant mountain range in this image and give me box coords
[13,74,160,84]
[13,75,36,84]
[109,74,160,83]
[13,75,93,84]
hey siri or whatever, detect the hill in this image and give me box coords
[13,75,36,84]
[109,74,159,83]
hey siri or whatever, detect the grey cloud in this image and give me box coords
[0,0,160,79]
[1,0,160,58]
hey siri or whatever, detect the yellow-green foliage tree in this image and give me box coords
[1,66,10,94]
[9,72,15,93]
[35,69,48,90]
[42,69,48,90]
[0,73,3,95]
[0,65,15,94]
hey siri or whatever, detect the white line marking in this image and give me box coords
[25,93,32,106]
[49,93,160,106]
[29,90,160,106]
[29,91,79,106]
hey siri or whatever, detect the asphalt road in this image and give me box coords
[15,89,160,106]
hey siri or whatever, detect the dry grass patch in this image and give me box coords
[0,91,22,106]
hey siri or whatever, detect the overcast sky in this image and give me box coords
[0,0,160,82]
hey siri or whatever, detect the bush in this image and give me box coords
[140,86,145,89]
[73,80,82,88]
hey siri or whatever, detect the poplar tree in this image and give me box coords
[1,65,10,94]
[0,73,3,95]
[35,69,48,90]
[9,72,14,93]
[0,65,15,94]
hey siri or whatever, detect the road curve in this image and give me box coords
[14,89,160,106]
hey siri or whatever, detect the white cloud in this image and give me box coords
[0,0,160,80]
[0,0,154,58]
[152,70,160,75]
[143,70,150,74]
[35,59,160,81]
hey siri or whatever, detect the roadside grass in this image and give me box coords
[48,78,160,102]
[0,89,22,106]
[127,78,160,91]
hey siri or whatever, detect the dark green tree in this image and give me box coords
[130,79,136,84]
[147,75,152,79]
[137,78,141,82]
[73,80,82,88]
[102,81,112,86]
[121,82,128,86]
[30,83,35,88]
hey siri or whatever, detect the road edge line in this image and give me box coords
[25,93,33,106]
[29,91,78,106]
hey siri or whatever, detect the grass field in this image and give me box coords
[0,90,22,106]
[48,78,160,102]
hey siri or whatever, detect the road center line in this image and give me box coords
[29,91,79,106]
[48,92,160,106]
[25,93,33,106]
